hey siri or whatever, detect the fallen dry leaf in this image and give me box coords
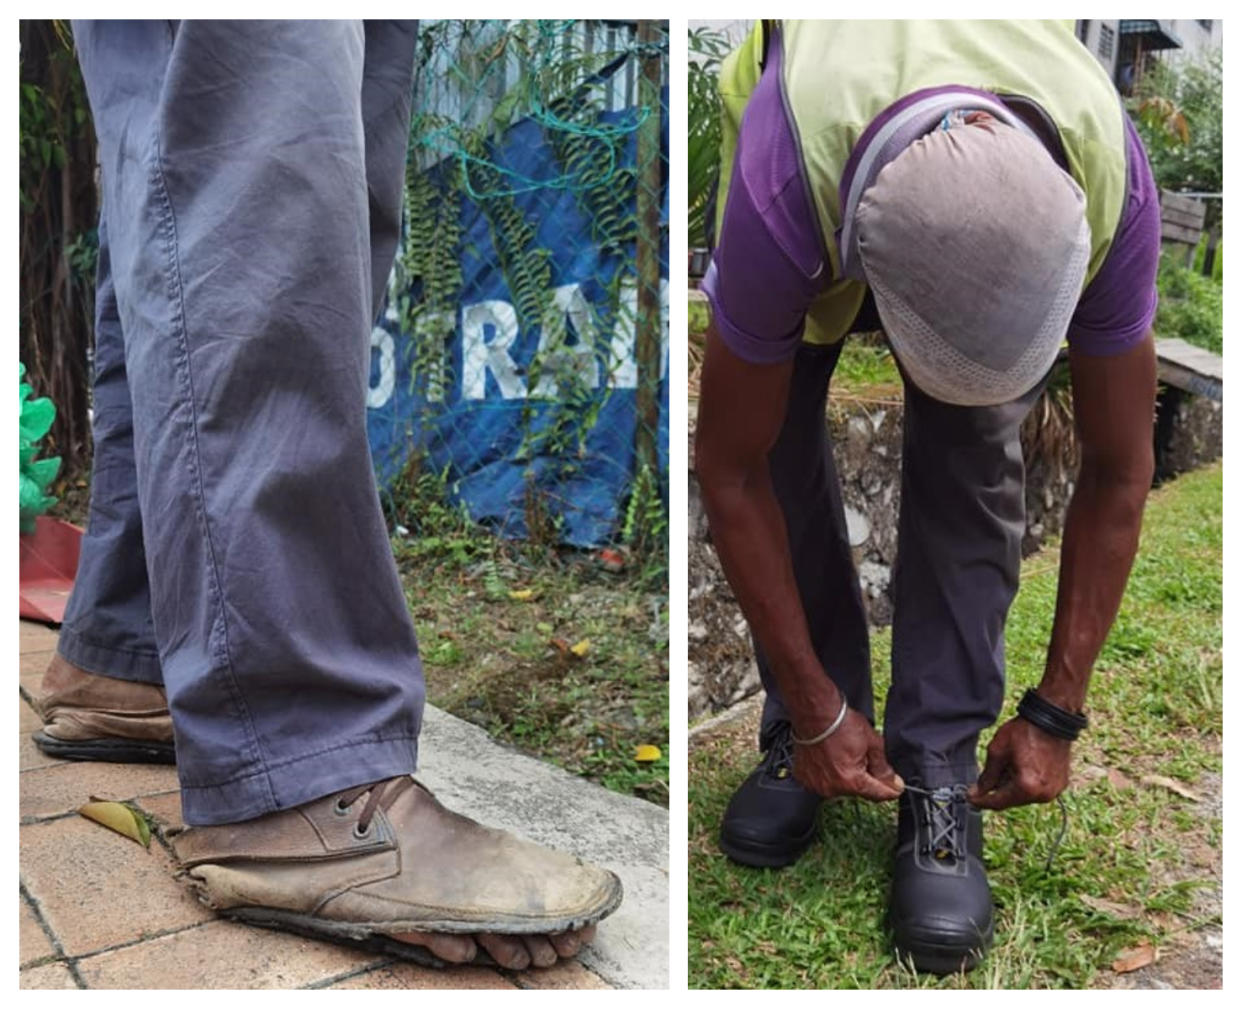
[79,799,151,848]
[634,744,661,763]
[1112,940,1157,974]
[570,638,591,658]
[508,589,534,601]
[1107,768,1135,790]
[1140,774,1201,801]
[1080,894,1141,919]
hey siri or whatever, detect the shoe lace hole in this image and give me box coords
[333,799,350,816]
[352,822,371,840]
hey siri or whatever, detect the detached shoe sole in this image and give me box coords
[33,730,176,765]
[220,878,623,970]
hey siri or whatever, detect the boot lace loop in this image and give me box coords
[759,724,796,781]
[334,776,414,834]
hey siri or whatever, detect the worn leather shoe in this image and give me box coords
[171,775,623,966]
[31,654,175,764]
[718,722,822,868]
[889,784,993,974]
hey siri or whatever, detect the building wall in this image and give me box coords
[1077,19,1122,77]
[1163,19,1224,63]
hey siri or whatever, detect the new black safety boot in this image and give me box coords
[718,722,822,868]
[889,784,993,973]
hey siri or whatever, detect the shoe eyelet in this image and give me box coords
[352,822,371,840]
[333,799,351,817]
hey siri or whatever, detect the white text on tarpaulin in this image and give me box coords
[367,279,669,410]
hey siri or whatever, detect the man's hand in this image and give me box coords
[967,716,1072,810]
[792,709,905,802]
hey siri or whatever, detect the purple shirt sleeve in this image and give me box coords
[701,32,826,364]
[1066,115,1161,355]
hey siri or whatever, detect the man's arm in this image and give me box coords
[695,324,901,801]
[1039,332,1158,708]
[970,332,1157,809]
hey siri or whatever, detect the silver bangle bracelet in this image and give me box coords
[791,696,849,746]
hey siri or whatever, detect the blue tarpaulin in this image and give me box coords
[366,89,668,548]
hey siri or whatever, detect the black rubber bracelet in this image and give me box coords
[1017,688,1087,741]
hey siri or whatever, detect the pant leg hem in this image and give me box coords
[180,735,419,826]
[57,626,164,685]
[895,761,980,788]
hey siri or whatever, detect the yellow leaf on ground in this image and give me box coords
[570,639,591,657]
[508,589,534,600]
[79,800,151,848]
[634,744,661,763]
[1112,940,1157,974]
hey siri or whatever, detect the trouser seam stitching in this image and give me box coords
[150,126,274,810]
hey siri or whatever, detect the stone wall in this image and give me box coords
[687,371,1223,721]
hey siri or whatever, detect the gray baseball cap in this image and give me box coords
[854,120,1091,407]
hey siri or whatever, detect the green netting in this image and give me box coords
[369,20,669,560]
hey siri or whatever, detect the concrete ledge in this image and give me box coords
[417,705,669,990]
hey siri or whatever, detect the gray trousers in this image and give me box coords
[61,21,424,826]
[757,333,1047,787]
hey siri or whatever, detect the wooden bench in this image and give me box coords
[1160,190,1208,269]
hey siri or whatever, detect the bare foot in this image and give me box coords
[388,925,597,969]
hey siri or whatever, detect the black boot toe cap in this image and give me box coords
[889,847,994,973]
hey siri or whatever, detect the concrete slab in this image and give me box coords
[417,705,669,990]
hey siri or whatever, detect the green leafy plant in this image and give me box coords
[622,461,667,585]
[1155,250,1222,354]
[687,26,732,249]
[19,362,61,533]
[1128,48,1222,230]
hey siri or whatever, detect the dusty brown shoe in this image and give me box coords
[171,775,623,967]
[31,653,176,764]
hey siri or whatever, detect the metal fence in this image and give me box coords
[367,19,669,553]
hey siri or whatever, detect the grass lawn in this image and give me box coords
[387,467,669,807]
[689,462,1222,988]
[689,294,901,402]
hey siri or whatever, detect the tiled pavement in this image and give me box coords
[18,620,651,990]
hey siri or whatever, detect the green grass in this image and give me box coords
[689,296,711,337]
[1192,231,1222,284]
[689,463,1222,988]
[688,295,900,398]
[386,460,669,807]
[831,336,901,396]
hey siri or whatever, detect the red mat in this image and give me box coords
[19,517,83,625]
